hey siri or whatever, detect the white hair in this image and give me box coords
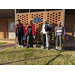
[58,21,61,24]
[44,19,47,22]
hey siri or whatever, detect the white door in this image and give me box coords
[8,18,15,39]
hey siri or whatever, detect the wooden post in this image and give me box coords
[62,9,65,26]
[14,9,16,48]
[45,9,46,19]
[29,9,30,20]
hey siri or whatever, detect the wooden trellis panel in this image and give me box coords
[30,12,45,43]
[16,10,63,45]
[46,11,63,45]
[16,13,29,26]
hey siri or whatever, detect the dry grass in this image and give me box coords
[0,46,75,65]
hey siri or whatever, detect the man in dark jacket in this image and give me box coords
[15,19,25,48]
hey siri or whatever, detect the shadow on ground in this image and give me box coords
[46,54,61,65]
[0,55,59,65]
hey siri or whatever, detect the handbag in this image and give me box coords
[23,35,26,40]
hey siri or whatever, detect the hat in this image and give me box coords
[44,19,47,22]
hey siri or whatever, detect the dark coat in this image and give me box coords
[15,23,25,37]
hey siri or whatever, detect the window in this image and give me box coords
[10,22,15,30]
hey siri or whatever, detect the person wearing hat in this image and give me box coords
[54,21,65,52]
[40,19,51,50]
[25,20,36,48]
[15,19,25,48]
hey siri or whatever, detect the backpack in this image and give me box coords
[45,23,52,37]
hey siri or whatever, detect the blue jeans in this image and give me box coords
[56,35,63,47]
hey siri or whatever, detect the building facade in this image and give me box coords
[0,9,75,46]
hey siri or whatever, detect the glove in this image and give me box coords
[24,33,26,36]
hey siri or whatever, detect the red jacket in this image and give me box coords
[15,24,25,36]
[25,24,36,36]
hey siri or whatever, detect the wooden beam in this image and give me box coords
[15,9,16,47]
[15,9,16,25]
[29,9,30,20]
[0,9,14,17]
[45,9,46,19]
[62,9,65,26]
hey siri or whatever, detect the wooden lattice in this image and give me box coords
[16,10,63,45]
[46,11,63,44]
[30,12,45,43]
[16,13,29,26]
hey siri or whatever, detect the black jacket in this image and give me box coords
[15,23,25,37]
[45,24,51,32]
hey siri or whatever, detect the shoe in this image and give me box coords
[26,45,29,48]
[21,45,23,48]
[60,50,62,53]
[60,47,62,50]
[55,46,58,50]
[31,46,33,48]
[26,46,28,49]
[42,47,45,49]
[19,45,21,47]
[47,47,49,50]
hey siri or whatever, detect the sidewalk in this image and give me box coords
[0,43,15,52]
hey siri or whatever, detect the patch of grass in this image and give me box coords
[25,48,34,51]
[55,51,60,55]
[39,50,43,54]
[0,46,75,65]
[24,52,34,57]
[69,59,75,65]
[0,42,6,45]
[24,61,27,65]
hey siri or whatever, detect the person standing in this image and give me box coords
[54,21,65,52]
[25,20,36,48]
[40,19,51,50]
[15,19,25,48]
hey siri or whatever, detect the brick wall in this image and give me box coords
[64,15,75,41]
[0,18,8,38]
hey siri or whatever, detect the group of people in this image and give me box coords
[15,19,65,52]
